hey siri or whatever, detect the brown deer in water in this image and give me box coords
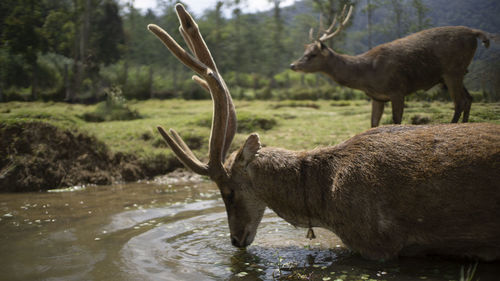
[290,6,491,127]
[149,4,500,261]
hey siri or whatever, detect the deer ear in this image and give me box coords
[242,133,261,162]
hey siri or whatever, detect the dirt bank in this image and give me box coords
[0,121,181,192]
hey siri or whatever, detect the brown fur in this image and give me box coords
[290,26,491,127]
[229,123,500,260]
[150,6,500,261]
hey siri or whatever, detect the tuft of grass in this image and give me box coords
[460,262,479,281]
[410,114,431,125]
[272,101,320,110]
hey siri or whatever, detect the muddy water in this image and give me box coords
[0,178,499,281]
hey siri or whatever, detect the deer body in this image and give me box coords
[235,123,500,260]
[149,5,500,261]
[291,24,491,127]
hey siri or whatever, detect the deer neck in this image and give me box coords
[321,49,372,90]
[247,148,337,229]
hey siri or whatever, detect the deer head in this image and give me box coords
[290,5,353,72]
[148,4,266,248]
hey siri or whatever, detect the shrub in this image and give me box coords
[80,87,141,122]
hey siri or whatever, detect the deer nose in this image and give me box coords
[231,236,242,247]
[231,235,249,248]
[290,63,296,70]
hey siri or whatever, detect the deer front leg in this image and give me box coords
[390,96,405,124]
[371,99,385,127]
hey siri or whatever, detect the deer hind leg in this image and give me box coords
[462,86,472,122]
[390,96,405,124]
[371,99,385,127]
[443,75,468,123]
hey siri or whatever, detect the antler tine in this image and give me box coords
[193,75,210,92]
[157,126,209,175]
[309,27,314,42]
[176,4,218,72]
[147,24,206,76]
[319,5,353,42]
[324,16,338,34]
[341,5,353,26]
[179,26,196,55]
[324,5,346,34]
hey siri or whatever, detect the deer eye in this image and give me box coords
[307,54,316,59]
[225,189,235,202]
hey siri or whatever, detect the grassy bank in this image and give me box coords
[1,100,499,191]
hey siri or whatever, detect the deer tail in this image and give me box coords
[473,29,491,48]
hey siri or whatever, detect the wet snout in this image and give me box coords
[290,63,297,71]
[230,233,251,248]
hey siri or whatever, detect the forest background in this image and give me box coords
[1,0,499,104]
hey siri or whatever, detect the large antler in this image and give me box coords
[148,4,236,181]
[309,5,353,42]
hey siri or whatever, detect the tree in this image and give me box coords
[93,1,124,66]
[270,0,285,75]
[362,0,379,49]
[410,0,431,32]
[388,0,405,38]
[2,0,48,100]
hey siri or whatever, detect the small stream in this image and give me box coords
[1,177,498,281]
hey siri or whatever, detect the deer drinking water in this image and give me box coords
[149,4,500,261]
[290,6,491,127]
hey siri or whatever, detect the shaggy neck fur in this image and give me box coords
[320,48,375,93]
[246,147,342,229]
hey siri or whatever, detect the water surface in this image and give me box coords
[1,177,498,281]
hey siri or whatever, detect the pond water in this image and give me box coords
[1,177,499,281]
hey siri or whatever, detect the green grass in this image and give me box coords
[1,100,499,164]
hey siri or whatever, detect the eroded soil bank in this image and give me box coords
[0,121,181,192]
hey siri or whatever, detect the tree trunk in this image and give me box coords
[214,1,223,60]
[149,66,154,99]
[367,0,372,49]
[391,0,404,38]
[31,61,38,100]
[0,82,3,102]
[172,65,178,90]
[64,63,70,101]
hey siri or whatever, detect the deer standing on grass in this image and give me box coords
[290,6,492,127]
[149,4,500,261]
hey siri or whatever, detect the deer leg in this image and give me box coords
[462,86,472,123]
[371,99,385,127]
[390,96,405,124]
[443,76,467,123]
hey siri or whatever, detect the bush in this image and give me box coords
[237,111,277,132]
[80,87,141,122]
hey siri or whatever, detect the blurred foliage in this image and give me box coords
[0,0,499,103]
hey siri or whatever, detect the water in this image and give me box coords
[1,177,499,281]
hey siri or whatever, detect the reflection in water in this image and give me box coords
[0,179,499,281]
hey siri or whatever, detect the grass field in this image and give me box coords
[1,99,500,165]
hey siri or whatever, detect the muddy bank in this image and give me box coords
[0,121,181,192]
